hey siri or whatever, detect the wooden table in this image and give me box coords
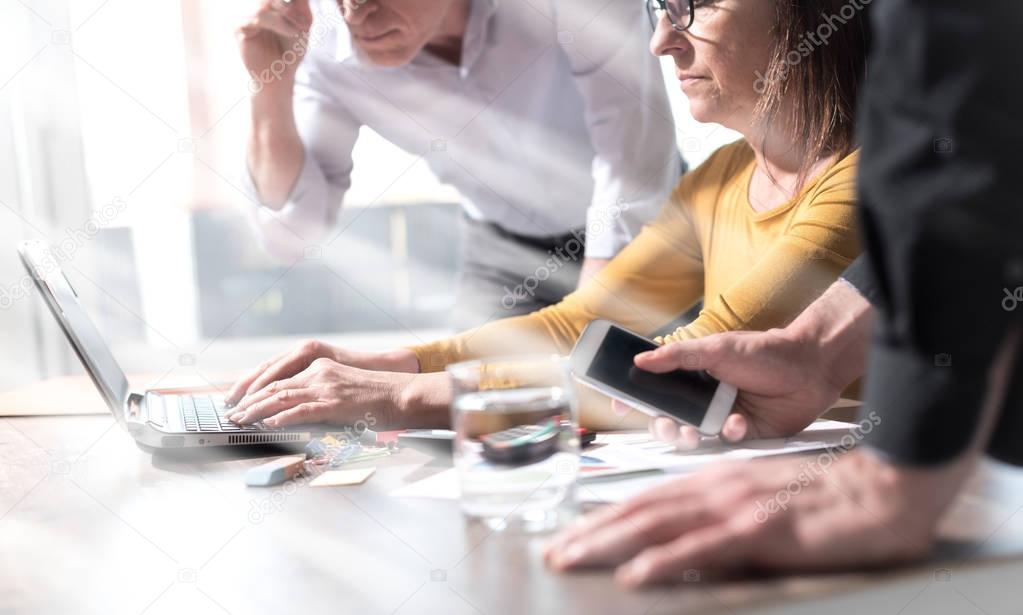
[2,410,1023,614]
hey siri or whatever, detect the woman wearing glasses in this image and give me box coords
[223,0,872,431]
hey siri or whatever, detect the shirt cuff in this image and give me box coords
[241,151,323,212]
[240,152,331,260]
[584,205,628,259]
[861,338,989,467]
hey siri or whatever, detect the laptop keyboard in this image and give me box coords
[178,395,266,432]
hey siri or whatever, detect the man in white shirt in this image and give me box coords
[238,0,680,328]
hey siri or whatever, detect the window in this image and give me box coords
[0,0,737,391]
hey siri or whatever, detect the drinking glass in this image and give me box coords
[447,356,580,532]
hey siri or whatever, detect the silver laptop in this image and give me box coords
[18,240,316,450]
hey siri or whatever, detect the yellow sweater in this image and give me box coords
[412,141,861,372]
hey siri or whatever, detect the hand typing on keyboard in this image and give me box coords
[226,357,443,429]
[223,340,419,408]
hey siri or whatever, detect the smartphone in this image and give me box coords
[569,320,736,435]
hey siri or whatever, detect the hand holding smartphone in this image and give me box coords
[569,320,736,435]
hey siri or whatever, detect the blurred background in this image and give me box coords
[0,0,738,393]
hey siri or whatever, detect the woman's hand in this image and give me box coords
[227,357,443,429]
[224,340,420,407]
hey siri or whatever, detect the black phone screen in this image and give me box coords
[585,326,720,426]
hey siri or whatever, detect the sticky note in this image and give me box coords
[309,468,375,487]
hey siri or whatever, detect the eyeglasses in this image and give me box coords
[646,0,696,33]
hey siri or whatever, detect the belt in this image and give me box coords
[476,218,585,253]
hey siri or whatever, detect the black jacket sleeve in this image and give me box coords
[856,0,1023,466]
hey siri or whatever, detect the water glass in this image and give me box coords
[447,356,580,532]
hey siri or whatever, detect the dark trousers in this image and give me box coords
[453,216,585,331]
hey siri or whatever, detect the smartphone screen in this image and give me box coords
[585,326,720,426]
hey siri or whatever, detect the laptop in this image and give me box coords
[18,239,318,450]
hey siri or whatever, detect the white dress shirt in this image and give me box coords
[243,0,681,260]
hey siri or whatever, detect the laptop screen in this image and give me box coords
[19,241,131,422]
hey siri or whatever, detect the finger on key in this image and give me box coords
[225,355,283,406]
[230,378,295,421]
[243,346,322,399]
[234,387,320,425]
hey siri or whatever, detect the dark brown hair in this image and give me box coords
[753,0,872,182]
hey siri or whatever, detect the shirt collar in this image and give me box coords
[332,0,499,70]
[459,0,499,73]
